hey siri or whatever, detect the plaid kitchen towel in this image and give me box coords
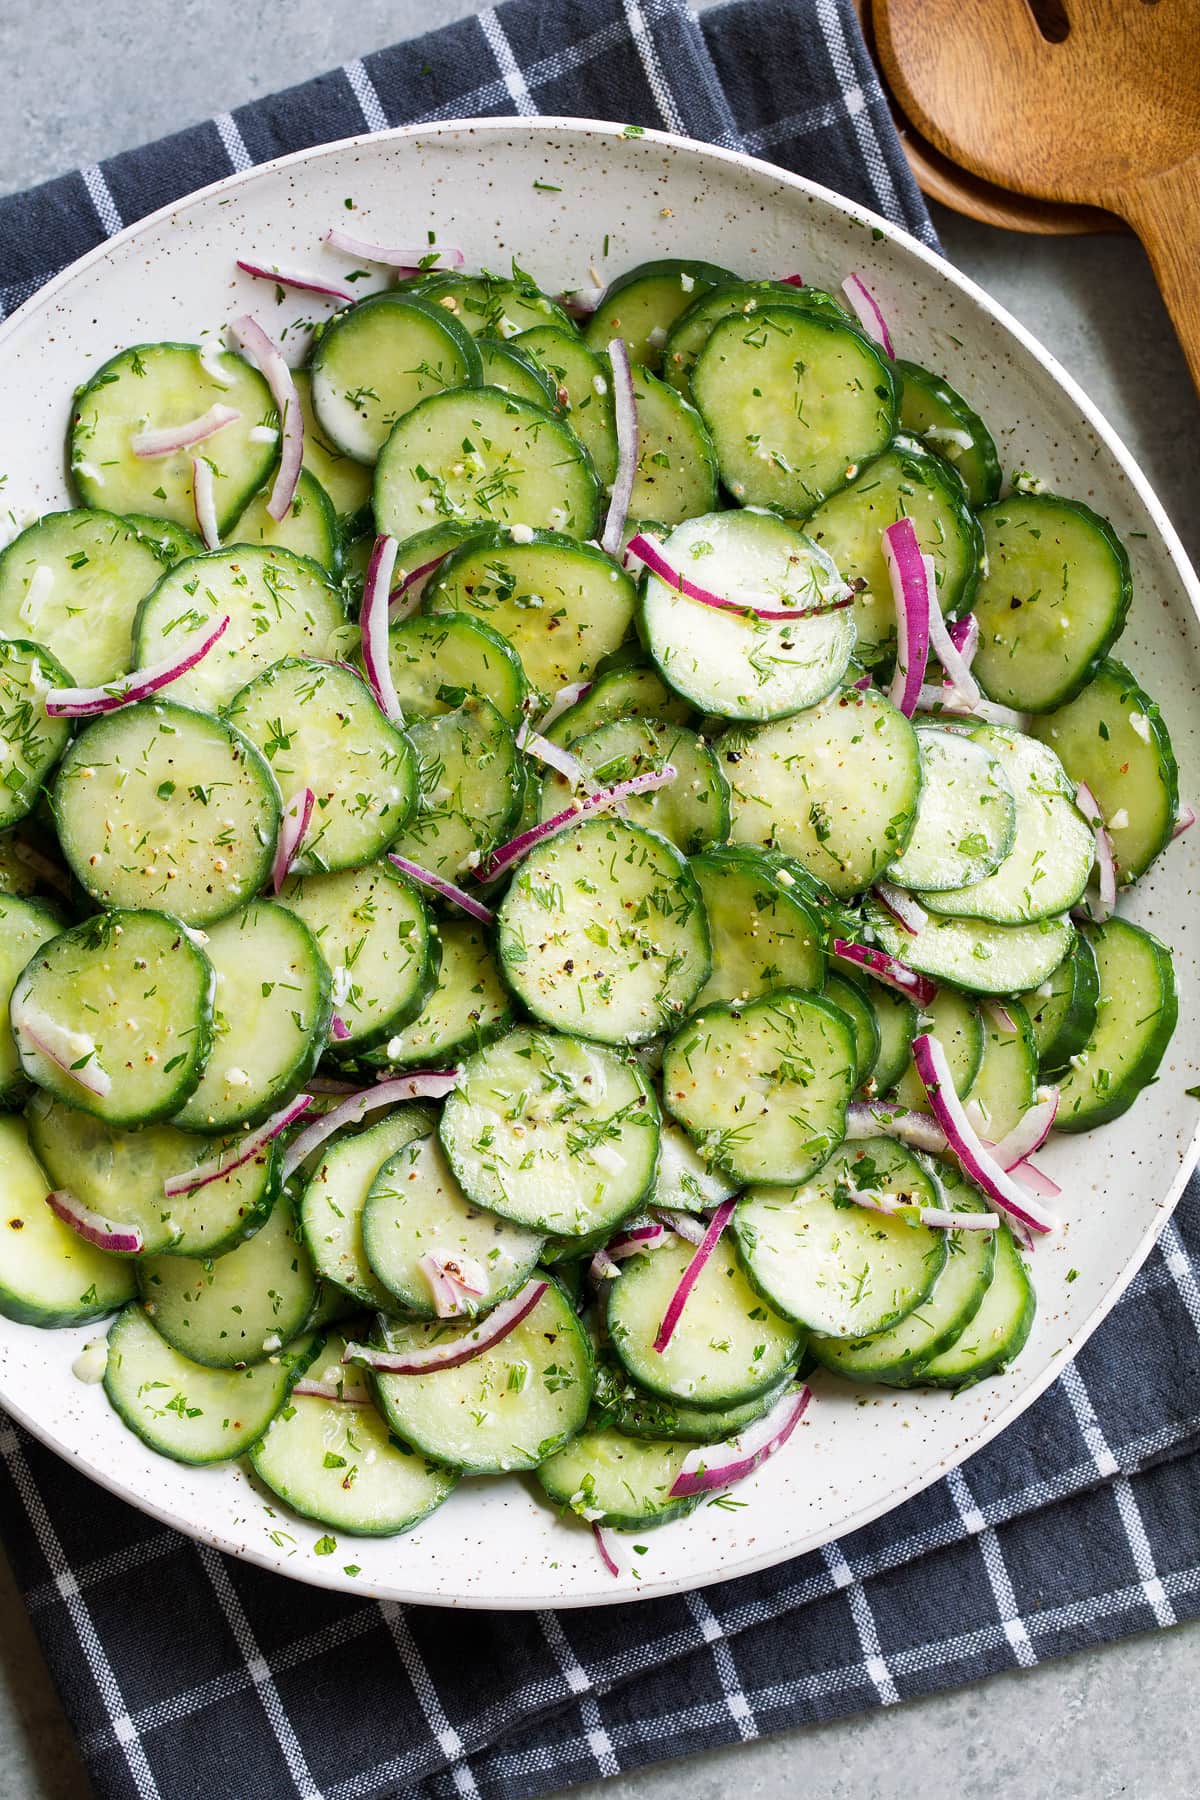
[1,1,1197,1796]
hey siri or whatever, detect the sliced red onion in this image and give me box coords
[192,455,221,550]
[478,765,679,882]
[227,314,303,522]
[779,273,806,287]
[46,1189,143,1254]
[653,1207,708,1246]
[589,1247,620,1285]
[912,1034,1057,1235]
[653,1198,737,1354]
[387,554,449,622]
[669,1384,812,1498]
[627,532,854,623]
[982,999,1019,1034]
[832,938,939,1007]
[847,1186,999,1231]
[947,613,979,667]
[44,615,230,718]
[272,787,315,894]
[344,1277,547,1375]
[841,273,894,357]
[853,673,873,691]
[419,1250,489,1318]
[330,1015,351,1042]
[926,575,980,708]
[162,1094,312,1199]
[361,536,404,723]
[516,722,586,787]
[608,1221,669,1259]
[593,1522,620,1577]
[914,683,1029,730]
[387,854,495,925]
[131,405,240,459]
[236,257,356,304]
[1008,1154,1061,1201]
[18,1017,111,1097]
[600,338,638,558]
[1172,805,1196,841]
[1075,781,1117,916]
[322,228,465,271]
[882,517,931,718]
[874,879,927,936]
[845,1101,947,1154]
[280,1071,459,1180]
[531,682,591,735]
[292,1376,372,1404]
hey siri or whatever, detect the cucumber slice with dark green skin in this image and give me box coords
[809,1168,997,1383]
[590,1355,791,1443]
[309,292,483,463]
[476,337,559,408]
[0,509,166,688]
[689,844,825,1011]
[628,364,718,524]
[418,269,576,340]
[54,700,280,926]
[691,305,897,515]
[916,1222,1034,1387]
[69,342,277,532]
[652,1120,738,1214]
[229,468,341,574]
[662,282,844,401]
[972,494,1132,713]
[497,819,710,1045]
[607,1233,804,1409]
[426,529,638,703]
[1031,658,1179,883]
[278,861,438,1055]
[848,968,916,1096]
[298,1107,434,1307]
[585,259,736,372]
[0,640,72,830]
[1017,932,1100,1078]
[362,1131,543,1317]
[12,908,213,1127]
[27,1092,281,1258]
[513,326,617,484]
[536,717,729,856]
[967,1001,1038,1140]
[355,918,514,1073]
[0,1115,136,1327]
[390,696,524,884]
[368,1273,593,1475]
[639,509,855,721]
[386,610,528,727]
[662,989,856,1185]
[893,359,1002,507]
[439,1028,659,1237]
[292,369,374,529]
[537,1427,702,1530]
[801,438,983,665]
[1054,918,1177,1132]
[103,1305,319,1465]
[0,894,62,1107]
[133,546,352,712]
[249,1336,458,1535]
[823,972,880,1085]
[172,901,331,1135]
[545,663,692,745]
[864,897,1075,996]
[138,1195,315,1368]
[225,657,416,874]
[893,986,983,1112]
[123,514,205,567]
[885,725,1016,892]
[734,1139,948,1338]
[720,684,922,897]
[374,388,600,543]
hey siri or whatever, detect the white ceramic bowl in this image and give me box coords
[0,119,1196,1610]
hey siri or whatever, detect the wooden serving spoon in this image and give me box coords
[874,0,1200,391]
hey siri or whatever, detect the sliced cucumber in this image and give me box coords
[1017,933,1100,1079]
[652,1120,738,1215]
[124,514,204,567]
[967,1001,1037,1141]
[476,337,558,409]
[689,844,824,1011]
[0,894,62,1107]
[972,495,1132,712]
[1032,659,1179,883]
[0,1115,135,1327]
[1055,918,1177,1132]
[607,1234,804,1409]
[584,259,735,371]
[426,530,637,703]
[0,508,165,687]
[537,717,728,855]
[545,662,691,745]
[439,1028,659,1237]
[292,368,374,527]
[419,269,575,340]
[863,897,1075,996]
[298,1107,433,1307]
[639,509,855,721]
[278,860,437,1054]
[661,990,856,1185]
[733,1139,948,1338]
[590,1356,791,1444]
[356,918,514,1072]
[628,365,718,524]
[824,972,880,1085]
[893,986,983,1112]
[12,909,213,1127]
[309,292,482,462]
[894,360,1001,507]
[229,469,341,574]
[373,388,600,543]
[917,1222,1034,1387]
[514,326,617,484]
[849,969,916,1096]
[662,281,841,401]
[387,610,527,727]
[0,640,72,830]
[368,1274,592,1475]
[691,306,896,514]
[537,1427,700,1531]
[885,726,1015,892]
[389,697,523,883]
[132,545,352,712]
[721,684,921,897]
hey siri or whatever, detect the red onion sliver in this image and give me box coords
[1172,804,1196,841]
[361,535,405,723]
[947,612,979,666]
[162,1094,312,1199]
[387,854,495,925]
[227,313,303,521]
[192,455,221,549]
[593,1522,621,1577]
[882,517,931,717]
[832,938,939,1007]
[330,1015,351,1042]
[292,1376,372,1404]
[322,228,465,270]
[841,273,894,357]
[608,1222,669,1259]
[912,1034,1058,1235]
[845,1101,947,1154]
[478,764,679,882]
[926,577,980,707]
[1075,780,1118,915]
[46,1189,143,1254]
[280,1071,459,1180]
[914,683,1029,729]
[236,258,356,304]
[272,787,315,894]
[517,723,586,787]
[653,1207,707,1246]
[669,1384,812,1498]
[530,681,591,735]
[18,1017,111,1097]
[419,1250,489,1318]
[982,998,1019,1035]
[853,673,873,690]
[1008,1154,1061,1201]
[874,879,927,936]
[387,554,449,622]
[627,532,854,623]
[45,615,231,718]
[131,404,241,460]
[343,1277,548,1375]
[778,273,806,287]
[601,338,638,557]
[589,1247,620,1285]
[653,1198,737,1354]
[846,1186,999,1231]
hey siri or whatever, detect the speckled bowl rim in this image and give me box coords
[1,116,1197,1610]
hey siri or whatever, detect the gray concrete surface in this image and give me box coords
[2,3,1198,1796]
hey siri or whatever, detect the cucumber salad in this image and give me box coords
[0,230,1188,1571]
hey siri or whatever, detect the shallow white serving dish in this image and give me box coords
[0,118,1196,1610]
